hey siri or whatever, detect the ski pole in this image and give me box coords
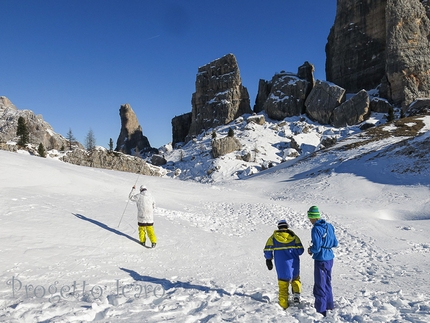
[117,164,144,228]
[117,187,134,228]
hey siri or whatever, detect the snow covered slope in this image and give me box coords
[0,114,430,322]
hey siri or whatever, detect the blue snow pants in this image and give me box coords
[313,259,334,314]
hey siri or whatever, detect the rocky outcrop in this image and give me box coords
[115,103,151,155]
[261,72,311,120]
[61,148,165,176]
[254,62,314,118]
[186,54,252,142]
[171,112,192,147]
[151,154,167,166]
[326,0,430,108]
[247,114,265,125]
[331,90,371,127]
[406,98,430,117]
[297,61,315,89]
[305,80,346,124]
[370,97,393,113]
[0,96,70,150]
[0,142,18,152]
[0,96,15,110]
[211,136,241,158]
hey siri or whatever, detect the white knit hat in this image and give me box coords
[140,185,147,191]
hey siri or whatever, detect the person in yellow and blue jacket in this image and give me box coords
[264,219,304,309]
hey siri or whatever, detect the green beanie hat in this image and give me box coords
[307,206,320,219]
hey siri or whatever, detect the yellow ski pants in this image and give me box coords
[278,276,302,309]
[138,225,157,244]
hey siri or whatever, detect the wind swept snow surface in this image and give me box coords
[1,149,430,322]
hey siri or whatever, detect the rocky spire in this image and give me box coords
[115,103,151,155]
[186,53,252,141]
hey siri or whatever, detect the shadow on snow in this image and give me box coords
[119,267,270,303]
[72,213,140,245]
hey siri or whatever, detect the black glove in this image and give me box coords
[266,259,273,270]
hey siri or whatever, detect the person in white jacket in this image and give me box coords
[129,185,157,248]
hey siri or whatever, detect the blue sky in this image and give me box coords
[1,0,336,149]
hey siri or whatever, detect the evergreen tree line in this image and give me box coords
[15,116,115,157]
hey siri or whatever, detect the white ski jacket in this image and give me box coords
[129,189,155,225]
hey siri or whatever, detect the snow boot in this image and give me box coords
[293,293,301,304]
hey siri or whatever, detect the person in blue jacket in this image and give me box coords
[264,219,304,309]
[307,206,338,317]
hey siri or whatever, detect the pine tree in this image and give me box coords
[66,128,76,150]
[108,138,114,152]
[85,129,96,151]
[228,127,234,137]
[16,116,30,146]
[38,143,46,158]
[387,107,395,122]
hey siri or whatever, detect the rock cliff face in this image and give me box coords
[381,0,430,107]
[326,0,430,108]
[171,112,192,147]
[185,54,252,142]
[0,96,69,150]
[115,103,151,155]
[326,0,386,93]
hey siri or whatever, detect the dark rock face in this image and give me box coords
[326,0,386,93]
[151,154,167,166]
[370,97,393,113]
[171,112,192,147]
[297,61,315,90]
[186,54,252,142]
[254,79,271,114]
[326,0,430,108]
[115,103,151,155]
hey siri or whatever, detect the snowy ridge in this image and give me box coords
[161,113,372,183]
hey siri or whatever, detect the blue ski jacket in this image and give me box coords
[309,219,338,261]
[264,229,304,281]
